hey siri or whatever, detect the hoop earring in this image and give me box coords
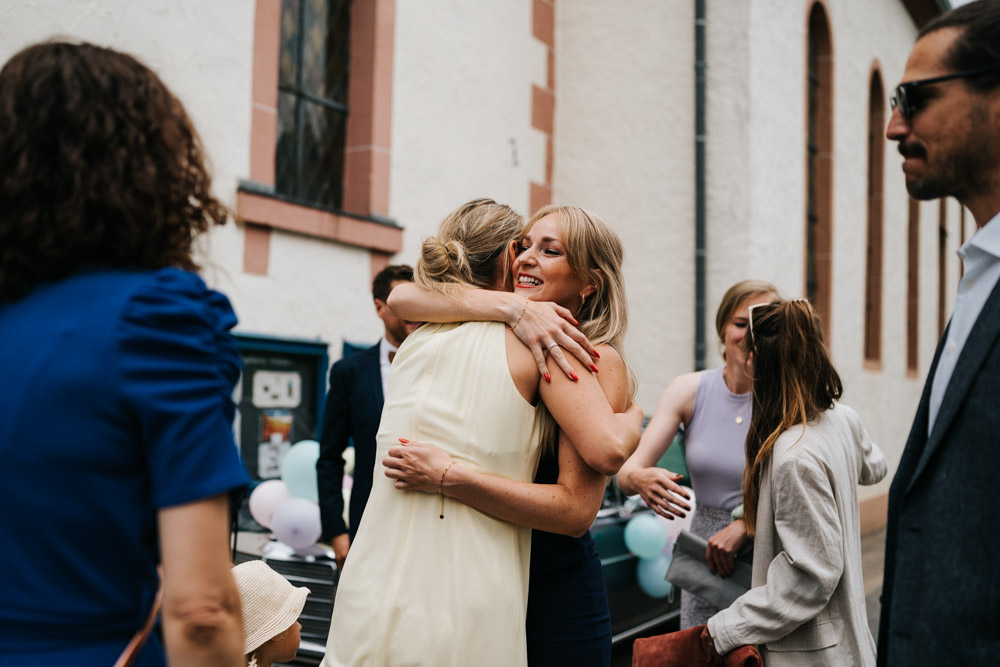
[580,293,587,309]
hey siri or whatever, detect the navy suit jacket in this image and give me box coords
[317,342,383,542]
[878,280,1000,664]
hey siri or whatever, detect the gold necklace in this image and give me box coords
[724,367,750,424]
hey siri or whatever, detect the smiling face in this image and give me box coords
[886,27,1000,205]
[724,292,776,369]
[511,214,594,314]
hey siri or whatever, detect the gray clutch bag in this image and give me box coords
[665,529,752,609]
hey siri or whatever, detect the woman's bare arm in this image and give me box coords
[158,494,244,667]
[383,343,632,535]
[387,282,596,380]
[616,372,699,518]
[537,347,643,475]
[385,431,605,537]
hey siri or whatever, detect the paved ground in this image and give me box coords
[611,527,887,666]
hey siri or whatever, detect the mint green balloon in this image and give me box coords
[281,439,320,502]
[624,512,667,559]
[637,554,674,598]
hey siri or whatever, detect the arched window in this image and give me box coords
[806,3,834,342]
[864,68,885,363]
[906,197,919,374]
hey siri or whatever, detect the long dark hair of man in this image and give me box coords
[741,299,843,538]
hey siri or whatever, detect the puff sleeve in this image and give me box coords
[116,268,249,509]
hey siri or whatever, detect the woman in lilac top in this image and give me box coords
[618,280,778,628]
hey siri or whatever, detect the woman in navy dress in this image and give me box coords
[0,42,248,667]
[383,205,638,665]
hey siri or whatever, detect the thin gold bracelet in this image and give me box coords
[510,299,527,331]
[439,461,456,519]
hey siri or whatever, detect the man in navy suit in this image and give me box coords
[880,2,1000,663]
[317,265,418,569]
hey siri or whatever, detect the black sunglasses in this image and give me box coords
[890,68,1000,119]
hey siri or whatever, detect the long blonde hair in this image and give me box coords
[416,198,523,295]
[741,299,842,537]
[525,205,636,452]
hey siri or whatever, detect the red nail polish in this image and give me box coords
[591,350,600,359]
[544,373,551,383]
[570,372,579,381]
[399,438,409,443]
[590,364,599,373]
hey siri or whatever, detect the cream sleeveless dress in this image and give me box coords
[322,321,545,667]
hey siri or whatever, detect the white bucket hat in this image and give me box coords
[232,560,310,655]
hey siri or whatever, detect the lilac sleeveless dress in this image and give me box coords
[680,367,751,628]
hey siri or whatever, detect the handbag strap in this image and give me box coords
[113,570,164,667]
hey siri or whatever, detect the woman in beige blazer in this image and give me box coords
[703,299,886,666]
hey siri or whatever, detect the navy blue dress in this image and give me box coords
[526,449,612,666]
[0,269,249,666]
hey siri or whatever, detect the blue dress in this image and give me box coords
[0,269,250,666]
[525,449,612,666]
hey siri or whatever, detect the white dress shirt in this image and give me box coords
[379,336,398,398]
[928,211,1000,435]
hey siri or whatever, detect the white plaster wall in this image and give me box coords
[0,1,407,360]
[389,0,546,267]
[218,232,382,345]
[737,0,935,501]
[0,0,254,208]
[555,0,942,504]
[2,0,957,476]
[554,0,695,411]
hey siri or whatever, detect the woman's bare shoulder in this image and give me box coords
[593,343,624,370]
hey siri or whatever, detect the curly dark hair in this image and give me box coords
[0,41,229,302]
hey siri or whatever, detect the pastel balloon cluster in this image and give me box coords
[248,439,329,553]
[623,513,674,598]
[623,488,697,600]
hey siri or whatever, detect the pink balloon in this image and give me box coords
[271,497,322,551]
[248,480,292,529]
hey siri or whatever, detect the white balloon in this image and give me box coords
[248,479,292,529]
[343,446,356,476]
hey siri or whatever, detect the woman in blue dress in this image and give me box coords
[0,42,248,667]
[383,205,636,665]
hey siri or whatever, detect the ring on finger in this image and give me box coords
[546,342,560,351]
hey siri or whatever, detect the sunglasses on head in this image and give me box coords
[748,298,810,340]
[890,68,1000,119]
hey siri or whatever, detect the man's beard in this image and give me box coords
[904,105,994,202]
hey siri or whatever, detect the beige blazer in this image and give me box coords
[707,403,886,667]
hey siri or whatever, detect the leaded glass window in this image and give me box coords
[276,0,351,209]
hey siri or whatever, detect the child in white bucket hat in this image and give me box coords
[232,560,310,667]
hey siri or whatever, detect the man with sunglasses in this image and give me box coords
[880,2,1000,665]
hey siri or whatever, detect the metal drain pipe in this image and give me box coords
[694,0,707,370]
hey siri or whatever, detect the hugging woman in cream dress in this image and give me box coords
[322,200,640,667]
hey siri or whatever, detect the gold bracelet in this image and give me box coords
[439,461,455,519]
[510,299,527,331]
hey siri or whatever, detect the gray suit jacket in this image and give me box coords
[878,280,1000,665]
[708,404,886,666]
